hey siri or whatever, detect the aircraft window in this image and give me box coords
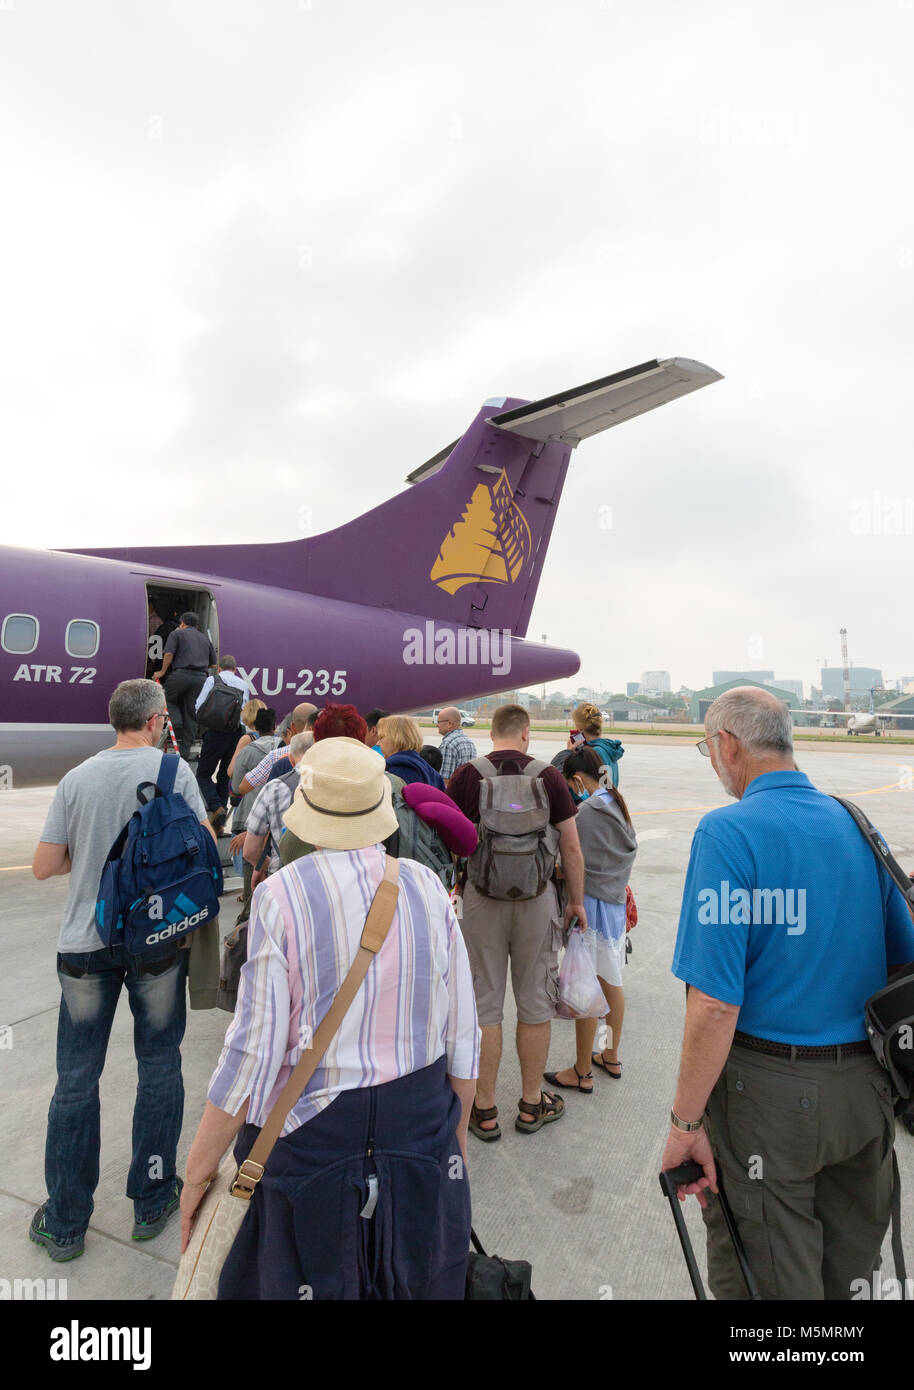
[65,619,100,659]
[2,614,39,654]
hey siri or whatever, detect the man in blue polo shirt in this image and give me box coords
[662,687,914,1300]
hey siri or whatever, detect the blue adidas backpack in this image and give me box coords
[96,753,223,959]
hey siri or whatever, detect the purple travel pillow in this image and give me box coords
[402,783,454,811]
[402,783,478,856]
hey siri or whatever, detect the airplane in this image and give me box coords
[801,693,914,736]
[0,356,722,786]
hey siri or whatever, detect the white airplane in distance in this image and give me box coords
[795,696,914,736]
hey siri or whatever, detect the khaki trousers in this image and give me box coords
[702,1042,896,1300]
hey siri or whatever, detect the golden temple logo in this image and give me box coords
[431,469,532,595]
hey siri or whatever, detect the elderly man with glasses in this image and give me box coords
[663,685,914,1300]
[435,707,478,783]
[29,679,217,1263]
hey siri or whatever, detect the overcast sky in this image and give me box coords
[2,0,912,697]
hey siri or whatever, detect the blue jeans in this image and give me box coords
[43,945,188,1243]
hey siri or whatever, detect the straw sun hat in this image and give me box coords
[282,736,398,851]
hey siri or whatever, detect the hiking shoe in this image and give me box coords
[29,1204,85,1262]
[132,1178,183,1240]
[515,1090,565,1134]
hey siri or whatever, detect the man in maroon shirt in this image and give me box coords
[449,705,587,1139]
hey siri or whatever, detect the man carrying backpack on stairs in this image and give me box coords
[448,704,588,1140]
[29,680,218,1262]
[194,655,252,832]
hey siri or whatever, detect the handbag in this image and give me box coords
[172,857,401,1300]
[465,1228,535,1300]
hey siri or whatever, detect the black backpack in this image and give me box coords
[196,674,244,733]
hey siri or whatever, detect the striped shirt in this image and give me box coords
[244,744,293,790]
[245,775,296,872]
[208,846,480,1133]
[439,729,478,782]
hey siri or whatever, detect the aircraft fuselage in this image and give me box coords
[0,544,578,785]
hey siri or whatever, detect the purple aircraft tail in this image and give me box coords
[68,358,720,637]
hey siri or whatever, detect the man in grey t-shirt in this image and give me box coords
[29,679,216,1262]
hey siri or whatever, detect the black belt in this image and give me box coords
[733,1030,872,1060]
[174,666,208,672]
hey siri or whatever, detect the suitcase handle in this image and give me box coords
[659,1160,705,1197]
[659,1160,762,1301]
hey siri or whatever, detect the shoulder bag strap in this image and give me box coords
[231,856,401,1198]
[833,795,911,1284]
[831,796,914,908]
[471,756,498,780]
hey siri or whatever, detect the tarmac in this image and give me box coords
[1,734,912,1302]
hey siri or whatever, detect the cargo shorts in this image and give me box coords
[460,881,563,1026]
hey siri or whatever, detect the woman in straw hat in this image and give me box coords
[179,737,480,1300]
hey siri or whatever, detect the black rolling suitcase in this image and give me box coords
[659,1160,761,1300]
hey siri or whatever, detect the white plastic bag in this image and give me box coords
[555,931,607,1019]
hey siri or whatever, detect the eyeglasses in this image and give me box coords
[153,709,168,722]
[696,729,737,756]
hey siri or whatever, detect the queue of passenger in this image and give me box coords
[27,675,914,1305]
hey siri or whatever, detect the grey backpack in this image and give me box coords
[466,756,560,900]
[390,786,455,891]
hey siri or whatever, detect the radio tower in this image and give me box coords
[840,627,851,712]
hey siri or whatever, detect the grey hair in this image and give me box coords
[109,679,166,733]
[288,732,314,759]
[705,688,794,755]
[219,654,237,670]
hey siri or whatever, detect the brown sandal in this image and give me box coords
[469,1102,501,1142]
[515,1090,565,1134]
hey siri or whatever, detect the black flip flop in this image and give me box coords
[592,1052,622,1079]
[543,1065,594,1093]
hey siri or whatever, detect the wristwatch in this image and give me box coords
[670,1107,703,1132]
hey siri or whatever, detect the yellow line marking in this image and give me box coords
[631,779,907,817]
[850,782,906,796]
[0,865,30,872]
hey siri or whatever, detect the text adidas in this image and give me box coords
[145,907,209,945]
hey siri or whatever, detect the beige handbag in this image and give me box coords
[172,858,401,1300]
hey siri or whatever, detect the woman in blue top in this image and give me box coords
[545,746,637,1092]
[550,701,624,788]
[378,715,447,791]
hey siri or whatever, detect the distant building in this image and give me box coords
[875,693,914,723]
[766,678,804,702]
[626,681,640,697]
[690,679,807,726]
[712,670,775,686]
[640,670,671,693]
[820,667,883,698]
[607,699,666,722]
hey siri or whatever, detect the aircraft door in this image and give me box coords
[145,584,219,676]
